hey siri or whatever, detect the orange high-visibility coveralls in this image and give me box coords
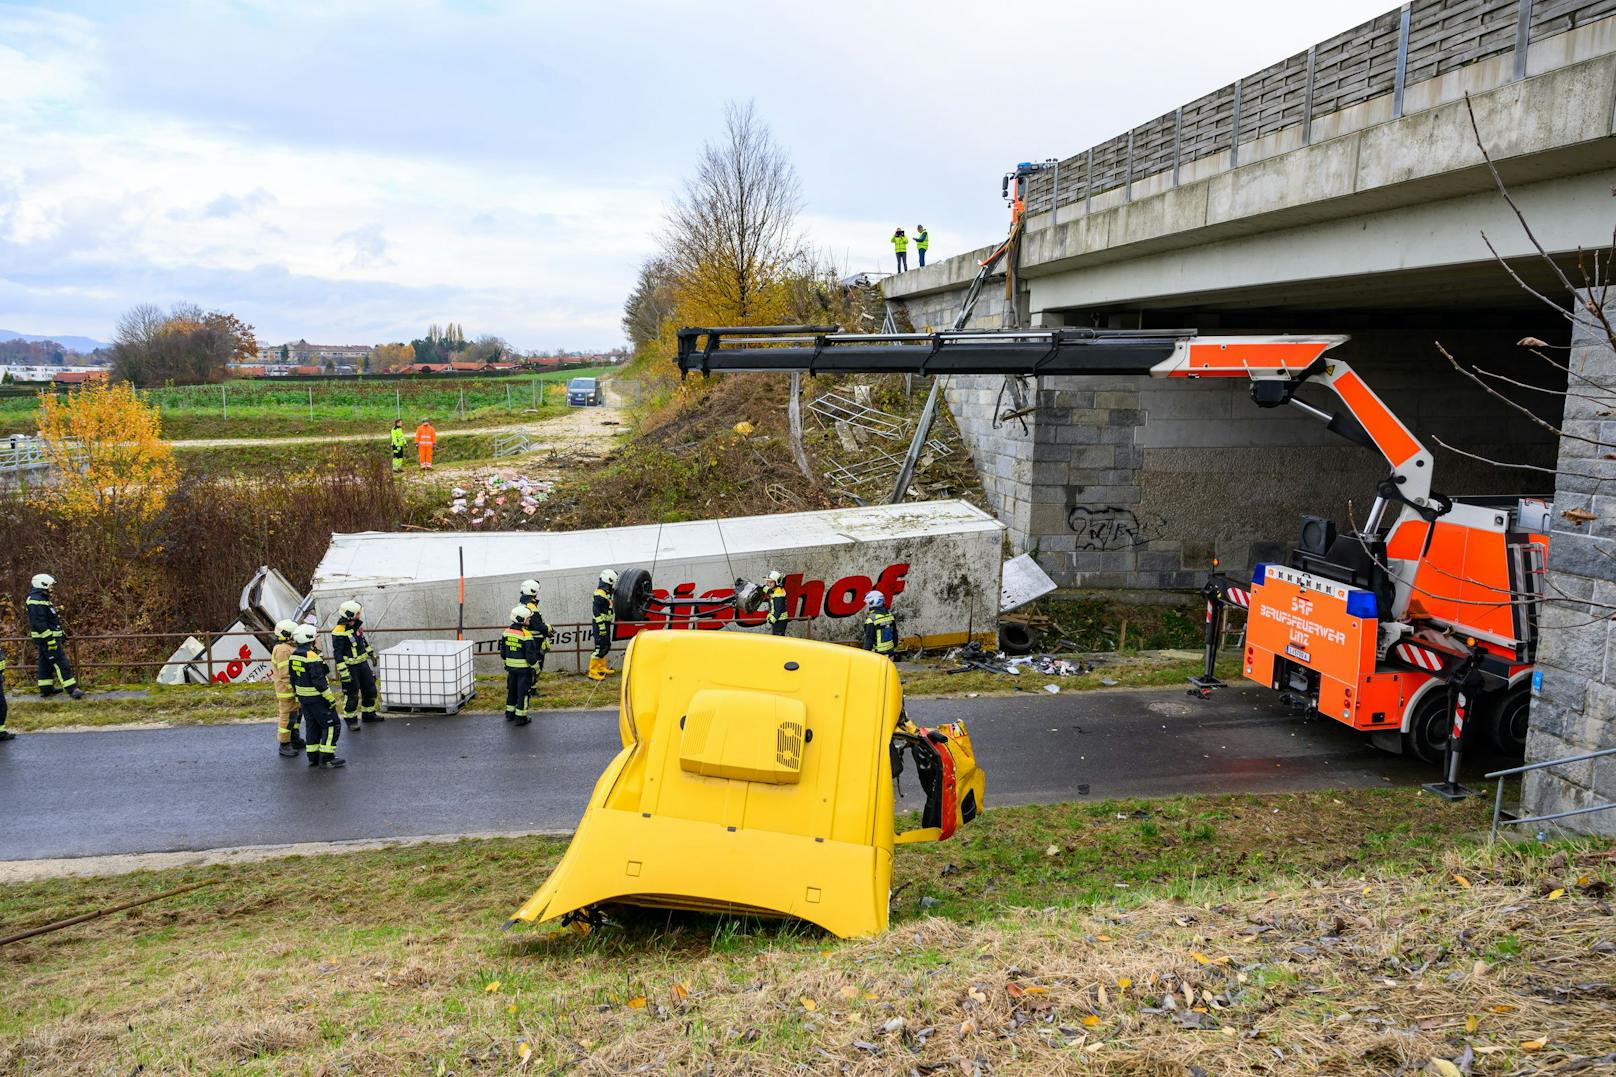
[415,421,437,468]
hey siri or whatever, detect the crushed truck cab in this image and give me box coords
[507,630,983,938]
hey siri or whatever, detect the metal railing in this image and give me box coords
[1486,745,1616,840]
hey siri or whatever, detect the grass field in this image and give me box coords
[172,430,508,478]
[0,367,612,441]
[4,789,1612,1074]
[0,651,1231,733]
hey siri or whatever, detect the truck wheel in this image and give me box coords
[613,568,653,623]
[998,622,1037,655]
[1487,685,1531,758]
[1402,690,1450,765]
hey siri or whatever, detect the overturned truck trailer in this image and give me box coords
[308,500,1005,673]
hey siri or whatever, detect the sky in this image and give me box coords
[0,0,1398,351]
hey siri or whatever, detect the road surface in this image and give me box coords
[0,686,1454,864]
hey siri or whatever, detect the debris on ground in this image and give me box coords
[445,472,556,526]
[943,641,1089,677]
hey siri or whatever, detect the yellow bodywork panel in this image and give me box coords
[509,629,948,939]
[679,688,806,784]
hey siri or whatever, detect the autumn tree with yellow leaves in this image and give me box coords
[37,380,179,524]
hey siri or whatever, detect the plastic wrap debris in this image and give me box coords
[439,472,555,528]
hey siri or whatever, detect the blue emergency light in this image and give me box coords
[1345,590,1378,619]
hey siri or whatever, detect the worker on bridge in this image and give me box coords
[915,225,929,268]
[270,619,305,758]
[763,570,789,636]
[862,590,897,660]
[588,569,619,681]
[503,606,539,725]
[331,600,381,729]
[289,624,344,768]
[414,417,437,469]
[26,574,82,699]
[891,228,908,273]
[390,419,407,473]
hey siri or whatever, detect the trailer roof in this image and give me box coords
[311,499,1003,591]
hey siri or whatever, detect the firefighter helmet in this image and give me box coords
[520,579,540,598]
[31,573,55,590]
[865,590,886,610]
[338,600,363,618]
[599,569,619,586]
[511,605,533,624]
[767,570,783,583]
[274,619,297,640]
[292,624,318,645]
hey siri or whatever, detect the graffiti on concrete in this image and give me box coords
[1067,506,1164,551]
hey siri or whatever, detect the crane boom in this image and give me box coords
[675,325,1435,511]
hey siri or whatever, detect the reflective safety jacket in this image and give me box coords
[521,595,554,652]
[502,626,538,669]
[414,422,436,447]
[891,233,908,253]
[289,644,337,706]
[915,229,929,250]
[330,619,375,675]
[765,585,788,626]
[25,588,64,642]
[270,640,296,701]
[592,586,614,637]
[863,609,897,654]
[390,427,407,454]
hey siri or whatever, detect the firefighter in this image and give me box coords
[270,619,305,758]
[389,419,407,473]
[331,600,381,729]
[0,644,12,742]
[503,605,538,725]
[289,624,344,768]
[414,417,437,469]
[862,589,897,659]
[518,578,555,702]
[763,570,789,636]
[26,574,83,699]
[587,569,619,681]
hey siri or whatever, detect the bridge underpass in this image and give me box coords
[878,0,1615,832]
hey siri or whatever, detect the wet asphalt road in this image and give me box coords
[1,686,1446,862]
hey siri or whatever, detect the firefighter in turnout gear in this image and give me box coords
[26,574,83,699]
[390,419,407,473]
[289,624,344,768]
[764,570,789,636]
[271,619,305,757]
[503,606,539,725]
[518,579,555,713]
[862,589,897,659]
[331,600,381,729]
[0,645,13,742]
[587,569,619,681]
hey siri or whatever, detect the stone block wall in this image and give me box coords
[1523,291,1616,837]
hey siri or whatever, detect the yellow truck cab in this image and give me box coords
[508,629,983,938]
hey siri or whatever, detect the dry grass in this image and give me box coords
[2,790,1612,1074]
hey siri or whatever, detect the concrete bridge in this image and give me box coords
[884,0,1615,595]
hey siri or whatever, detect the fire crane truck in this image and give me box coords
[674,324,1550,770]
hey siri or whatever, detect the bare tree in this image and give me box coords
[661,100,803,322]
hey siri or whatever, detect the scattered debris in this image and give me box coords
[445,472,555,526]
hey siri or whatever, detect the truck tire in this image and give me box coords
[998,622,1037,655]
[1486,684,1531,758]
[1403,690,1450,765]
[613,568,653,623]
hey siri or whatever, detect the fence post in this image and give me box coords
[221,383,227,420]
[459,388,466,420]
[533,379,538,410]
[1301,45,1317,145]
[1393,2,1412,118]
[1171,105,1184,186]
[507,383,512,411]
[1512,0,1534,82]
[308,386,314,420]
[1229,78,1244,168]
[395,388,401,419]
[1123,128,1135,202]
